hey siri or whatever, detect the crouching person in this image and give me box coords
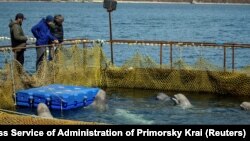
[31,15,58,70]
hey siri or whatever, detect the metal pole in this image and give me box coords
[224,47,226,72]
[170,43,173,69]
[232,46,235,73]
[83,42,86,48]
[160,43,163,67]
[109,11,114,64]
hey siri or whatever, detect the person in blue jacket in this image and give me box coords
[31,15,58,70]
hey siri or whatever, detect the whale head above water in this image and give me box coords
[171,93,192,109]
[156,92,171,101]
[37,103,53,119]
[240,102,250,110]
[91,89,107,111]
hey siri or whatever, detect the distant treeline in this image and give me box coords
[119,0,250,3]
[2,0,250,3]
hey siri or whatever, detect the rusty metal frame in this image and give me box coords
[1,39,250,72]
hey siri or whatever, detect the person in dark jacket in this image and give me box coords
[9,13,28,66]
[31,15,58,70]
[49,14,64,59]
[51,14,64,43]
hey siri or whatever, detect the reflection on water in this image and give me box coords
[17,88,250,125]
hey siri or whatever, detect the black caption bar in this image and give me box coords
[0,125,249,139]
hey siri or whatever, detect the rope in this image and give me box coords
[0,108,67,121]
[0,108,36,117]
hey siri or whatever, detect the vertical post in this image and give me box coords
[83,42,87,70]
[51,45,55,84]
[10,49,17,105]
[170,43,173,69]
[109,11,114,64]
[160,43,163,67]
[104,0,117,64]
[83,42,86,48]
[224,47,226,72]
[232,46,235,73]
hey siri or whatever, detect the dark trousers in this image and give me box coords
[14,50,25,66]
[36,46,56,70]
[36,53,45,71]
[36,47,45,70]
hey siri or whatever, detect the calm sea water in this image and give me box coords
[1,2,250,42]
[1,2,250,124]
[17,88,250,125]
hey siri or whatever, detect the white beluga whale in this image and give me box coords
[240,102,250,110]
[171,93,192,109]
[155,92,176,106]
[114,108,154,125]
[156,92,171,101]
[90,89,108,111]
[37,103,53,119]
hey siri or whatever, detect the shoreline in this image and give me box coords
[0,1,250,5]
[118,1,250,5]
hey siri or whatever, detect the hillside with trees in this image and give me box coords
[119,0,250,4]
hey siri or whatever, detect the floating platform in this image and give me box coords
[16,84,100,110]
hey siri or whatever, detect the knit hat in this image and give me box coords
[46,15,54,22]
[15,13,26,20]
